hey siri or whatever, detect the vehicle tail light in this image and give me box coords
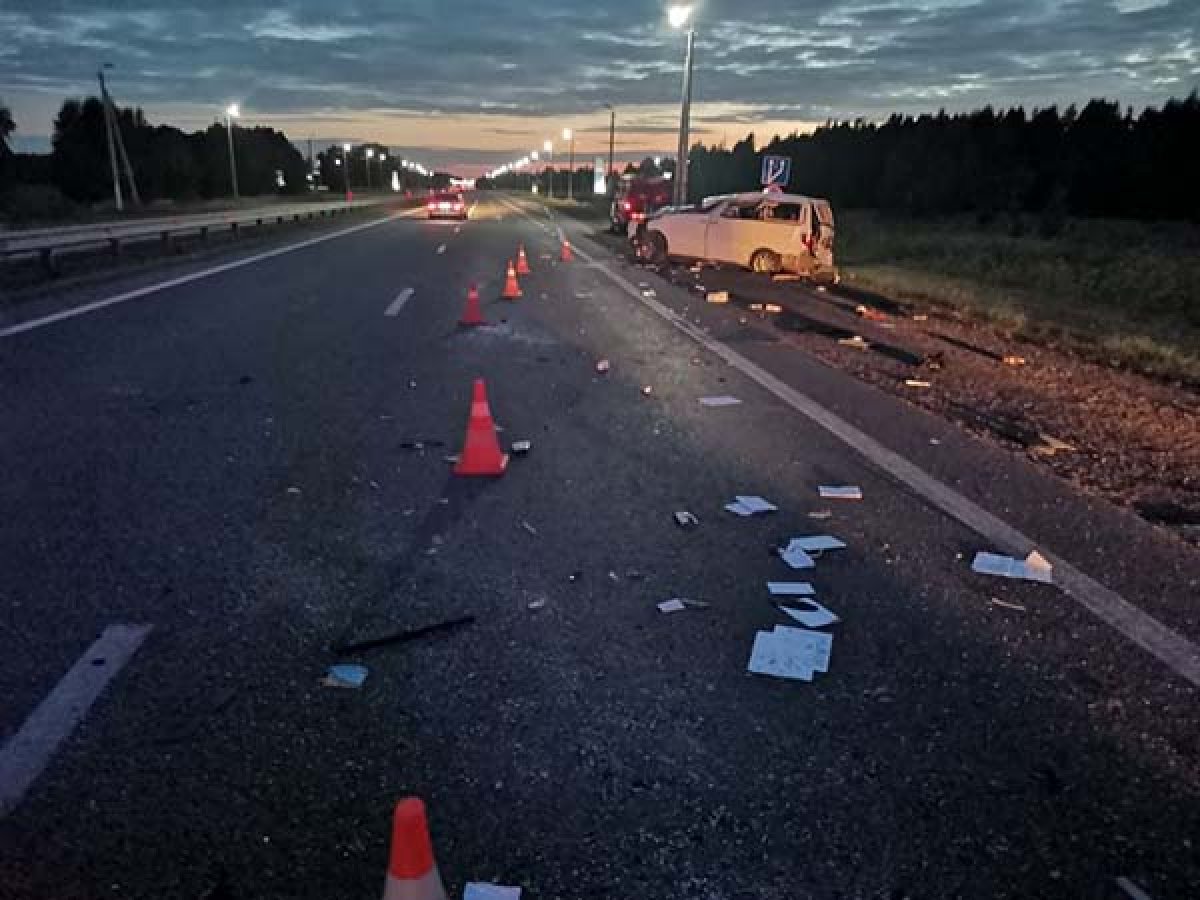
[622,201,632,211]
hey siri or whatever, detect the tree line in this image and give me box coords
[689,93,1200,225]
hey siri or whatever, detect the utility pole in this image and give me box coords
[606,104,616,195]
[674,25,695,207]
[97,64,140,210]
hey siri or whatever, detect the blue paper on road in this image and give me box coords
[767,581,816,596]
[778,600,840,629]
[778,543,816,569]
[465,884,522,900]
[789,535,847,552]
[323,664,368,689]
[747,626,833,681]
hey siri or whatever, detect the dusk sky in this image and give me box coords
[3,0,1197,173]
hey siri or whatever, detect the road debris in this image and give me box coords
[778,599,840,628]
[772,273,802,282]
[286,487,302,495]
[674,511,700,529]
[510,440,532,455]
[595,359,611,374]
[904,379,932,388]
[787,535,847,552]
[321,664,368,689]
[989,598,1027,612]
[838,335,870,350]
[855,304,889,322]
[807,510,833,520]
[527,598,547,610]
[747,625,832,681]
[764,303,783,314]
[819,485,863,500]
[725,495,778,516]
[657,599,687,613]
[748,303,765,311]
[699,395,742,407]
[1115,877,1154,900]
[706,290,730,304]
[465,885,522,900]
[641,288,657,298]
[1030,434,1075,458]
[1003,355,1027,367]
[333,616,475,654]
[971,550,1054,584]
[767,581,816,596]
[642,385,653,396]
[778,541,816,569]
[520,520,538,536]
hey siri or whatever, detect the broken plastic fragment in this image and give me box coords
[778,599,840,628]
[706,290,730,304]
[819,486,863,500]
[657,599,687,613]
[787,535,846,552]
[838,335,870,350]
[511,440,532,455]
[764,303,783,314]
[726,495,777,516]
[322,664,368,689]
[595,359,611,374]
[778,544,816,569]
[699,396,742,407]
[971,550,1054,584]
[904,379,931,388]
[674,511,699,529]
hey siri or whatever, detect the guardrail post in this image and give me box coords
[109,238,121,258]
[199,226,208,242]
[161,231,173,252]
[40,247,58,276]
[230,222,239,237]
[277,215,284,225]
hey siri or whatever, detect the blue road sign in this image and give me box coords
[761,155,792,187]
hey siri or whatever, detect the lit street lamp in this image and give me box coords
[365,147,374,190]
[603,103,616,195]
[225,103,240,200]
[668,4,696,207]
[343,142,352,199]
[563,128,575,200]
[543,140,554,197]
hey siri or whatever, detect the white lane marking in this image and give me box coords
[0,210,417,339]
[436,243,447,254]
[1116,877,1154,900]
[385,288,414,316]
[556,237,1200,688]
[0,624,153,817]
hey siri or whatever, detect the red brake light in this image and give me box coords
[623,201,632,211]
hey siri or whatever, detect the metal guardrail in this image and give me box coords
[0,197,396,271]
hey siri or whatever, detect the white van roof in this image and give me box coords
[726,190,830,206]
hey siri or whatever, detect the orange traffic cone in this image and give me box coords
[454,380,508,477]
[516,244,532,275]
[560,238,574,263]
[501,260,522,300]
[459,283,486,326]
[382,798,448,900]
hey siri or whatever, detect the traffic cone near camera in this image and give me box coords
[560,238,574,263]
[381,798,448,900]
[516,243,532,275]
[459,283,486,326]
[454,379,508,477]
[501,260,522,299]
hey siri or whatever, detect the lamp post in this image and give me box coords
[668,4,695,207]
[563,128,574,200]
[343,143,352,200]
[225,103,240,200]
[543,139,554,197]
[604,103,616,195]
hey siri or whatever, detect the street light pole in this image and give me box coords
[365,147,374,190]
[98,65,123,212]
[343,143,352,200]
[563,128,574,200]
[224,103,240,200]
[543,140,553,197]
[669,5,696,207]
[605,104,616,195]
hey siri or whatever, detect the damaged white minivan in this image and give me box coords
[633,190,837,280]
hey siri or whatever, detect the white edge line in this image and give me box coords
[0,624,153,817]
[1116,877,1154,900]
[533,220,1200,688]
[1,211,409,339]
[385,288,414,316]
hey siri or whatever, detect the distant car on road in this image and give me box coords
[427,192,468,220]
[611,175,673,234]
[635,190,837,279]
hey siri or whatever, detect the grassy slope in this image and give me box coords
[836,211,1200,383]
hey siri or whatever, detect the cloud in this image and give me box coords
[0,0,1196,170]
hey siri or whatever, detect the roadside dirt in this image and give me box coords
[597,230,1200,545]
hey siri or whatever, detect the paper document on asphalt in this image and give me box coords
[788,535,847,552]
[972,551,1054,584]
[699,396,742,407]
[819,486,863,500]
[735,495,777,514]
[747,627,833,680]
[778,600,840,628]
[725,502,755,517]
[767,582,816,596]
[657,599,687,613]
[465,884,522,900]
[778,544,816,569]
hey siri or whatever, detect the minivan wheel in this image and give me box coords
[750,249,782,274]
[645,231,668,264]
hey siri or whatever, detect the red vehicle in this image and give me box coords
[427,191,468,220]
[611,175,672,234]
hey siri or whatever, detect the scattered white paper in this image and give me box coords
[778,600,840,628]
[735,495,777,514]
[464,884,522,900]
[788,535,847,552]
[767,582,816,596]
[322,664,368,689]
[706,290,730,304]
[724,502,755,517]
[699,396,742,407]
[657,599,687,613]
[972,551,1053,584]
[747,627,833,681]
[778,544,816,569]
[819,486,863,500]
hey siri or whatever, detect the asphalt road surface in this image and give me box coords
[2,194,1197,900]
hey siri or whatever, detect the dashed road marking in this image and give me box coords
[385,288,415,316]
[0,624,153,817]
